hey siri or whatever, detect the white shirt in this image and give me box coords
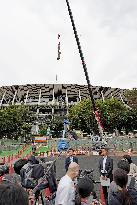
[102,156,107,174]
[55,175,75,205]
[70,156,73,163]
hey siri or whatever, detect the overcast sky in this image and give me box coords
[0,0,137,89]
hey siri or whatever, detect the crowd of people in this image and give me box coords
[0,147,137,205]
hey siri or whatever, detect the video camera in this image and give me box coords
[79,169,94,181]
[38,158,56,175]
[32,159,57,195]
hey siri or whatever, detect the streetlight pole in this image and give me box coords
[65,0,103,137]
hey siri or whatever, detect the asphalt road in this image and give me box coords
[45,155,137,178]
[43,155,137,198]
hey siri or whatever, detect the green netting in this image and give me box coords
[0,145,23,157]
[20,146,32,157]
[36,146,49,153]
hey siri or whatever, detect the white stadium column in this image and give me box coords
[0,91,6,107]
[12,90,17,105]
[24,90,29,105]
[101,90,105,102]
[38,89,41,105]
[79,89,82,102]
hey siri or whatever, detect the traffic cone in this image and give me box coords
[9,164,13,174]
[8,156,10,163]
[0,176,3,182]
[3,157,6,164]
[100,187,105,205]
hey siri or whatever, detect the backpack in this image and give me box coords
[21,163,44,189]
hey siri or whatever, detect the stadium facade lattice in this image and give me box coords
[0,84,126,122]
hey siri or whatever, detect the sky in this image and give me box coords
[0,0,137,89]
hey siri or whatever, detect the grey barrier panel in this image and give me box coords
[47,138,137,151]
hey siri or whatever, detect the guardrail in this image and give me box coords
[47,137,137,151]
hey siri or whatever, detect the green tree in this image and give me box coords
[125,88,137,109]
[96,98,129,132]
[68,99,97,134]
[123,109,137,133]
[50,117,64,132]
[39,124,48,135]
[0,106,35,140]
[68,98,136,133]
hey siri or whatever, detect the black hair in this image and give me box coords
[114,169,132,205]
[78,177,94,198]
[28,155,39,164]
[0,168,4,177]
[0,165,9,175]
[117,159,130,173]
[68,148,74,152]
[0,183,29,205]
[102,148,109,152]
[14,159,28,175]
[99,150,102,155]
[4,165,9,174]
[123,155,132,164]
[114,169,128,188]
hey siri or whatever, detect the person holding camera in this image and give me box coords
[99,148,113,205]
[55,162,80,205]
[76,176,100,205]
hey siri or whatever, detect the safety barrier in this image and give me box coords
[0,144,28,165]
[48,138,137,151]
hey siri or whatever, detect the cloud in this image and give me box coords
[0,0,137,89]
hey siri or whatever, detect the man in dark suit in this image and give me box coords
[65,148,78,172]
[99,148,113,205]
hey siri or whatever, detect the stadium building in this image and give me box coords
[0,84,126,122]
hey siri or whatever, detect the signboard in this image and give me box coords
[57,139,69,152]
[33,135,47,143]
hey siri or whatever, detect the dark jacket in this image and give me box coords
[99,156,113,180]
[108,175,137,202]
[109,188,137,205]
[65,156,78,171]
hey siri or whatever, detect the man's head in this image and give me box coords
[78,177,94,198]
[114,169,128,188]
[67,162,80,180]
[0,183,29,205]
[117,159,130,174]
[28,156,39,164]
[123,155,132,164]
[68,148,74,157]
[14,159,28,175]
[0,165,9,176]
[100,148,109,156]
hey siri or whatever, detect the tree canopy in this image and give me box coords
[124,88,137,109]
[0,106,35,140]
[68,98,137,134]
